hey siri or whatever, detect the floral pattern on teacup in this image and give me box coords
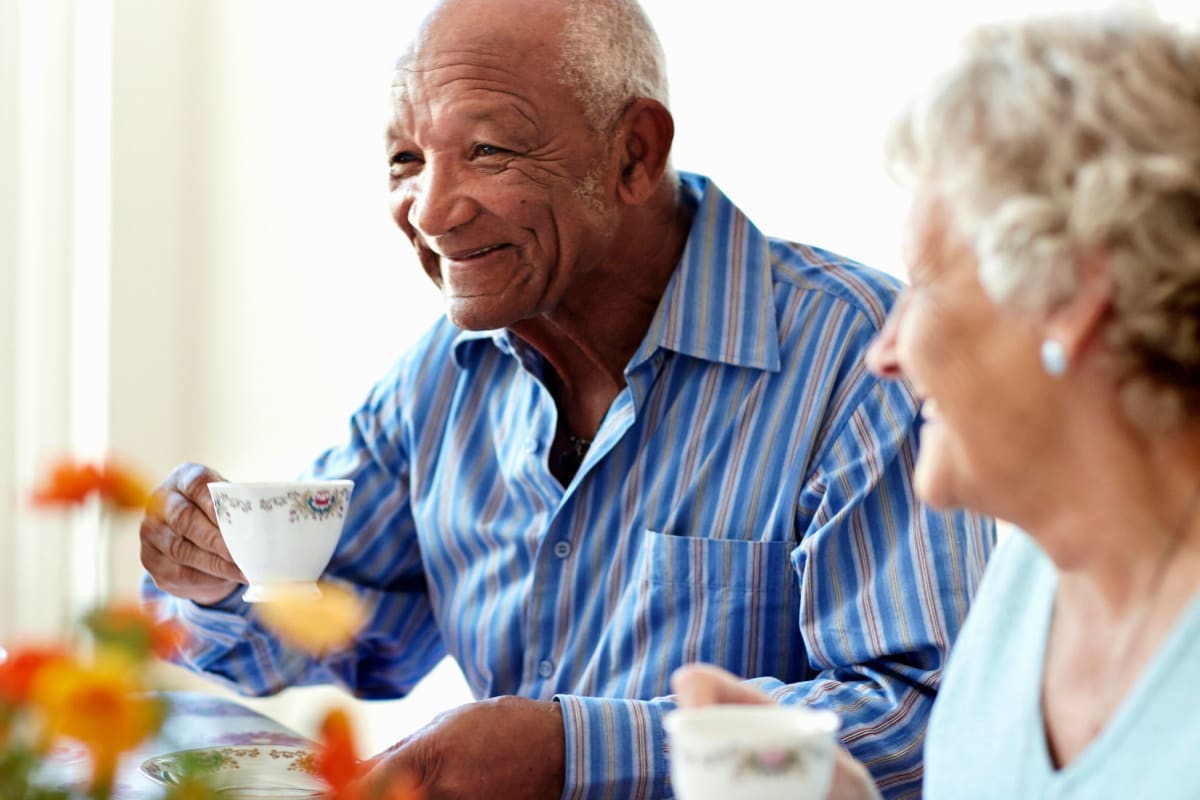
[736,746,811,777]
[259,489,349,522]
[212,495,253,526]
[678,744,820,778]
[213,488,349,525]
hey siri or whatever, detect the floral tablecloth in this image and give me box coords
[40,691,313,799]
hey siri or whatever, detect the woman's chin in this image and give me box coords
[913,454,964,512]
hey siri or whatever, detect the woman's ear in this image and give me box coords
[1042,253,1114,366]
[613,99,674,205]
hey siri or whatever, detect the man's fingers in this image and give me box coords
[356,745,424,800]
[171,462,226,527]
[141,522,243,578]
[671,664,772,707]
[158,490,238,564]
[142,513,245,583]
[141,540,241,599]
[139,462,243,604]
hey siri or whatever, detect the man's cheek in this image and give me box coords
[416,249,444,289]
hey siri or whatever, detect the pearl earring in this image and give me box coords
[1040,339,1068,376]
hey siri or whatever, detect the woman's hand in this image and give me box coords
[671,664,883,800]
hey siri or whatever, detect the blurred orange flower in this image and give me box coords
[30,457,150,512]
[31,654,165,789]
[315,708,422,800]
[316,708,360,798]
[0,645,73,707]
[256,582,367,656]
[96,460,151,511]
[84,602,190,661]
[30,460,101,507]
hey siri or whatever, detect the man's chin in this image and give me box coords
[443,297,520,332]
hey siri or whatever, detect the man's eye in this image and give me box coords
[388,151,419,177]
[471,144,507,158]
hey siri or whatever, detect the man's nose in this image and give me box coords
[408,161,478,238]
[865,294,906,380]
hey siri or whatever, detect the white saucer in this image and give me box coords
[140,745,326,797]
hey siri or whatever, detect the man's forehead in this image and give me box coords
[386,72,545,144]
[397,31,558,83]
[404,0,565,68]
[389,39,564,120]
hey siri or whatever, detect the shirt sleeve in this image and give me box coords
[142,373,447,699]
[554,377,994,800]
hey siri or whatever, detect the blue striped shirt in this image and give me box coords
[147,172,994,799]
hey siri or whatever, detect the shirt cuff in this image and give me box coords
[143,577,252,669]
[555,693,672,800]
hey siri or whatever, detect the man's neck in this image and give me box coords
[509,190,694,436]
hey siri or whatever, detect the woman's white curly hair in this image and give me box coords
[888,11,1200,430]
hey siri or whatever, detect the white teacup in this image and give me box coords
[208,480,353,603]
[664,704,839,800]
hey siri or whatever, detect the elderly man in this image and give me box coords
[140,0,993,797]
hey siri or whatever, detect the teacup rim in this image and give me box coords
[208,480,354,491]
[663,704,840,739]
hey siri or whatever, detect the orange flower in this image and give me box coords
[84,602,191,660]
[0,644,73,706]
[316,708,360,798]
[30,459,102,507]
[31,654,165,789]
[96,459,151,511]
[256,583,367,656]
[315,708,423,800]
[30,456,150,511]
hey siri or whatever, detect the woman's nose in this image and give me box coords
[865,295,906,380]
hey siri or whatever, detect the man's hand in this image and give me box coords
[672,665,883,800]
[359,696,566,800]
[140,462,246,605]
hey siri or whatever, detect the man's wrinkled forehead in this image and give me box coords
[389,31,563,115]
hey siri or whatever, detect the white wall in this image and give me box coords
[4,0,1192,754]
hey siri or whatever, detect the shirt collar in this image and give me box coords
[629,172,780,373]
[450,171,781,374]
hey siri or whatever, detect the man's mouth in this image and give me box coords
[443,244,511,261]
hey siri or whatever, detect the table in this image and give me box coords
[40,691,315,799]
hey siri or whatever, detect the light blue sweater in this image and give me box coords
[924,529,1200,799]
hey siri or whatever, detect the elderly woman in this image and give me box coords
[675,11,1200,800]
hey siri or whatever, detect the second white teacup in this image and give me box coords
[208,480,353,602]
[664,704,839,800]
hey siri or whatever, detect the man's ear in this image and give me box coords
[613,99,674,205]
[1043,253,1113,366]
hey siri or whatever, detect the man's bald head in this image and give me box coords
[401,0,669,132]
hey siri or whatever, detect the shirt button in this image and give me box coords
[537,659,555,679]
[525,438,539,454]
[553,540,572,558]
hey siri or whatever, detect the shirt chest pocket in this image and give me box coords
[636,531,799,678]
